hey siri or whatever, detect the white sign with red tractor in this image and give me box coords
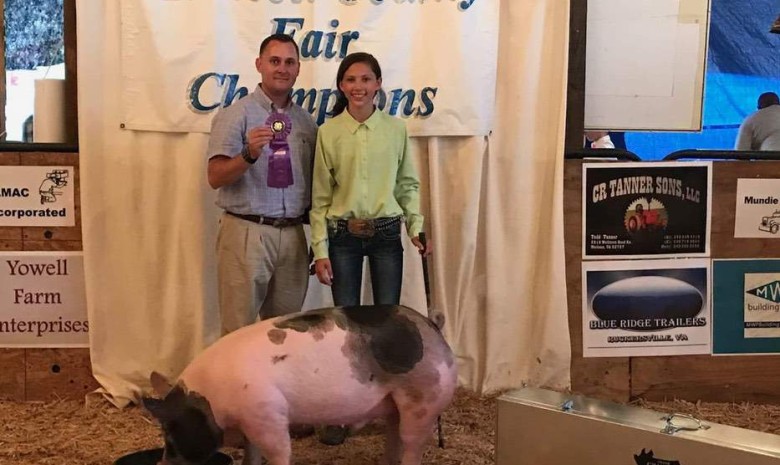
[583,161,711,259]
[734,179,780,238]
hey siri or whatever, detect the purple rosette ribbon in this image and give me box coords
[265,111,294,188]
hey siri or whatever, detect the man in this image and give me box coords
[207,33,317,335]
[735,92,780,152]
[585,130,615,149]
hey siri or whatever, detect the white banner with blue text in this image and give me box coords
[119,0,497,136]
[0,252,88,348]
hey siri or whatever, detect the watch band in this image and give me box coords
[241,145,257,164]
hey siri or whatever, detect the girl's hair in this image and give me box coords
[331,52,383,116]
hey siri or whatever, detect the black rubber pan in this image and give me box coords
[114,448,233,465]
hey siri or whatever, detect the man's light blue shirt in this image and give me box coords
[207,85,318,217]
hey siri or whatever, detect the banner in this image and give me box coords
[119,0,498,137]
[712,259,780,355]
[0,252,88,348]
[0,166,75,226]
[582,258,711,357]
[582,161,712,259]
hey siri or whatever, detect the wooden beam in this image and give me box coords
[565,160,631,402]
[63,0,78,144]
[0,0,6,142]
[26,348,98,401]
[632,355,780,403]
[565,0,587,152]
[0,349,25,400]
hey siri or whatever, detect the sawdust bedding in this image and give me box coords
[2,388,780,465]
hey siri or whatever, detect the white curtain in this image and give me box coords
[78,0,570,407]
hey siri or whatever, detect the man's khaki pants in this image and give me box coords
[216,212,309,335]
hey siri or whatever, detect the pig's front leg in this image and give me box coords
[242,414,292,465]
[241,442,265,465]
[245,434,291,465]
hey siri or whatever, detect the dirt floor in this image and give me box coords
[2,388,780,465]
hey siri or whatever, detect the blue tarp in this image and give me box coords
[624,0,780,160]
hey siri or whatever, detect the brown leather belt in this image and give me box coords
[332,217,402,238]
[226,211,304,228]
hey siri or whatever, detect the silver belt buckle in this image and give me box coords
[347,219,375,238]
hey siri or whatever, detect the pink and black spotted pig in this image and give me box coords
[143,304,457,465]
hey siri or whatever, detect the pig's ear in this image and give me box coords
[150,371,173,396]
[142,396,171,422]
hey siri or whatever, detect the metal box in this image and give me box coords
[497,387,780,465]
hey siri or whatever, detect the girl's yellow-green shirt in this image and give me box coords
[310,109,423,260]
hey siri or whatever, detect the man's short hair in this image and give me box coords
[258,34,300,58]
[758,92,780,109]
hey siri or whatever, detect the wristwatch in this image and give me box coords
[241,145,257,164]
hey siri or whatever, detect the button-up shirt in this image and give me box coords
[310,109,423,259]
[207,85,318,217]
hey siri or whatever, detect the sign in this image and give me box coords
[0,166,75,227]
[119,0,498,137]
[583,162,711,259]
[713,259,780,355]
[734,178,780,238]
[582,259,711,357]
[0,252,88,348]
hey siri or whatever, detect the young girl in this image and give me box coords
[310,52,430,306]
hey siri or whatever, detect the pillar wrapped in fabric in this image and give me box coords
[33,79,67,143]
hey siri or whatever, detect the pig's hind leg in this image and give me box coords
[391,391,441,465]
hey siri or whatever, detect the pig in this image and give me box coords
[142,304,457,465]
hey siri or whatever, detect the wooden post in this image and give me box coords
[0,0,6,142]
[64,0,78,145]
[565,0,587,152]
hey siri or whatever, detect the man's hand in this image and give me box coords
[315,258,334,286]
[246,126,274,159]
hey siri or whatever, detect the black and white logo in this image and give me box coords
[634,449,681,465]
[39,169,69,205]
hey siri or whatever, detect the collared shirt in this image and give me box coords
[207,85,318,217]
[735,105,780,151]
[310,109,423,260]
[591,135,615,149]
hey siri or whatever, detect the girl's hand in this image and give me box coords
[411,236,432,257]
[315,258,334,286]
